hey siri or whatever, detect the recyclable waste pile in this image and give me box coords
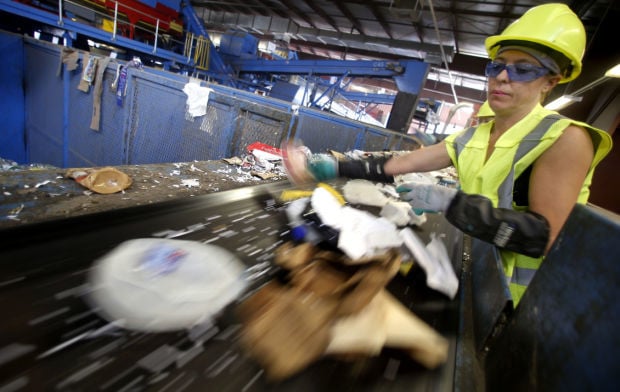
[236,182,457,380]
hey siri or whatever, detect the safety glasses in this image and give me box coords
[485,61,550,82]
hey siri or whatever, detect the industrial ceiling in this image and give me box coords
[190,0,619,105]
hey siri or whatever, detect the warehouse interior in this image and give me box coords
[0,1,619,391]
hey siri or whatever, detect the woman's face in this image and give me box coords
[487,49,559,117]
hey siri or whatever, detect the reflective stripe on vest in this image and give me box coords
[454,114,564,208]
[506,115,564,290]
[453,126,477,160]
[510,265,537,286]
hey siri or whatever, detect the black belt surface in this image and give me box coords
[0,182,463,391]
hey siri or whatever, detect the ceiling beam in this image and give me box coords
[303,0,341,32]
[223,0,256,16]
[202,15,454,61]
[251,0,290,19]
[449,0,459,53]
[292,26,449,56]
[494,0,516,36]
[242,0,270,17]
[198,1,236,14]
[333,0,366,34]
[279,0,319,29]
[367,2,393,38]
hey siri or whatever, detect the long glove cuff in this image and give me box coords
[445,191,550,258]
[337,156,394,183]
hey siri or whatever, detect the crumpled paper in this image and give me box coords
[343,179,427,227]
[66,167,132,194]
[312,186,402,261]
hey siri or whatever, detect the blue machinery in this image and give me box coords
[0,0,429,112]
[0,0,433,167]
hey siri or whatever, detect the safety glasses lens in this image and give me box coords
[485,62,548,82]
[485,62,506,77]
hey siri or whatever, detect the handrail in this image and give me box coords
[0,0,193,66]
[56,0,187,55]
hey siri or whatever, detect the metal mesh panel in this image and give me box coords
[24,42,64,167]
[229,100,291,157]
[67,67,127,167]
[177,97,236,161]
[127,75,189,164]
[295,109,361,153]
[360,129,390,151]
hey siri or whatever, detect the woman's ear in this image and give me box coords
[541,75,560,94]
[540,76,562,102]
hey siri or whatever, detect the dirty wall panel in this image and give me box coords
[177,96,237,161]
[94,66,128,165]
[360,128,390,151]
[24,41,64,167]
[294,108,361,153]
[0,32,26,163]
[389,135,423,152]
[485,204,620,391]
[362,125,424,152]
[126,73,188,164]
[229,99,291,157]
[67,65,127,167]
[66,61,94,165]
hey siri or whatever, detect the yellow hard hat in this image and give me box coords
[485,3,586,83]
[476,101,494,118]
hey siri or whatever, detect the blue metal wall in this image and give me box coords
[24,41,65,167]
[1,31,423,168]
[0,33,26,163]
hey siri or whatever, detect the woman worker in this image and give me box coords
[282,3,612,306]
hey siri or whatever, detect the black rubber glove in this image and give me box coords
[445,191,550,258]
[337,155,394,183]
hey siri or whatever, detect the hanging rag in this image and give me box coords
[182,81,213,118]
[57,47,79,76]
[90,57,111,131]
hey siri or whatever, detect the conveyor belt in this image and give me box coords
[0,182,463,391]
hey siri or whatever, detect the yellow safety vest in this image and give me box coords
[444,104,612,305]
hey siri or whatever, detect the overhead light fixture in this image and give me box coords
[605,64,620,78]
[545,63,620,111]
[545,94,582,111]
